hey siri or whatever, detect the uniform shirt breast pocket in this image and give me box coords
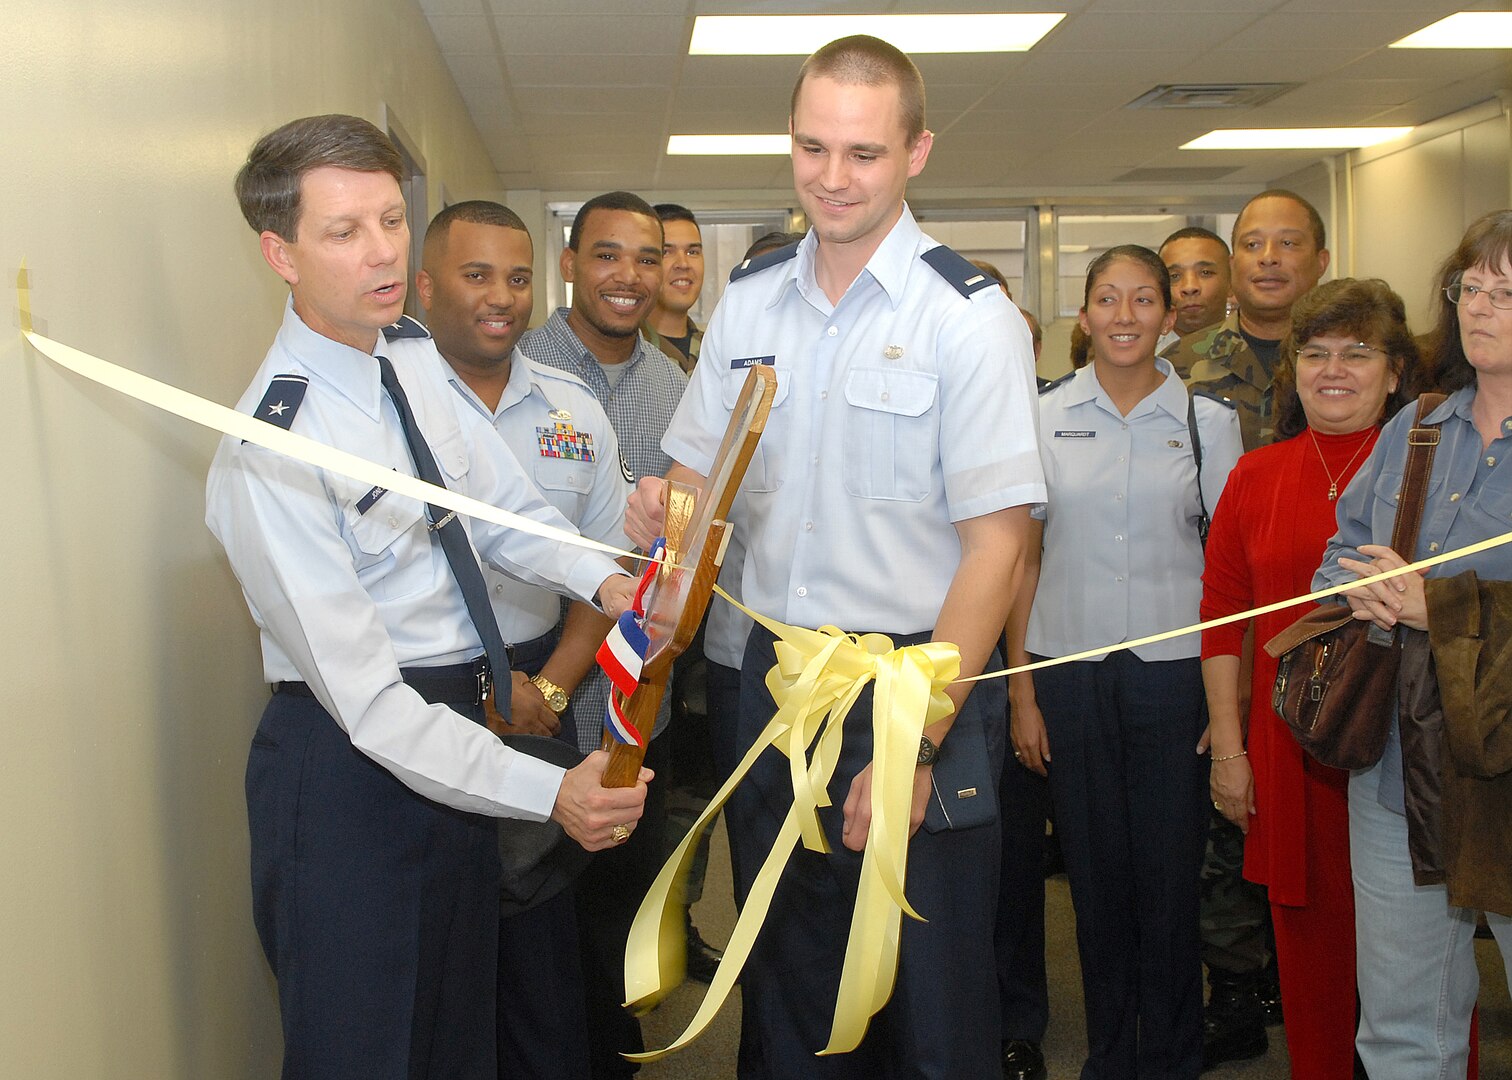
[347,493,434,602]
[842,367,938,502]
[533,456,593,519]
[722,369,790,493]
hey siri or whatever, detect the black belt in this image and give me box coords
[274,655,497,706]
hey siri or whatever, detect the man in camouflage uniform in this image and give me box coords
[1158,226,1232,378]
[1173,190,1330,1071]
[640,203,704,373]
[1172,191,1329,453]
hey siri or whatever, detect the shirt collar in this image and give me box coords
[441,345,537,422]
[788,203,922,313]
[544,307,653,372]
[1062,357,1188,418]
[277,296,383,420]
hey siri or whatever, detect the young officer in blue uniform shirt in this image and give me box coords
[386,199,634,1080]
[205,115,648,1080]
[627,38,1044,1079]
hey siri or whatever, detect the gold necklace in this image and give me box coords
[1308,426,1376,501]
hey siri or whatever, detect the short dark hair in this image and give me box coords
[970,259,1012,298]
[235,114,403,239]
[1234,189,1326,252]
[1160,226,1229,256]
[1082,244,1173,310]
[743,230,804,262]
[568,191,660,251]
[1069,324,1091,370]
[422,201,531,269]
[1272,278,1419,440]
[792,35,926,147]
[1018,305,1042,348]
[653,203,699,229]
[1429,210,1512,392]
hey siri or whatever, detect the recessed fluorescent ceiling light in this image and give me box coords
[667,134,790,156]
[1181,128,1411,150]
[688,14,1065,55]
[1392,13,1512,48]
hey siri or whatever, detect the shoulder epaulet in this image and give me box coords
[1039,370,1075,396]
[1194,389,1237,410]
[382,314,430,341]
[728,241,799,283]
[251,374,309,432]
[921,245,1000,298]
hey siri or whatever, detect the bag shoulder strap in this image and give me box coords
[1390,392,1448,558]
[1187,391,1209,546]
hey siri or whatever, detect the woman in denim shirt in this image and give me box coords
[1316,209,1512,1078]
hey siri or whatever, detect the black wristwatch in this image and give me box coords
[917,734,940,767]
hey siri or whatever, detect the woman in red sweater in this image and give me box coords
[1199,278,1417,1079]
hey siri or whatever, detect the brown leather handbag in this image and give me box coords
[1264,394,1446,770]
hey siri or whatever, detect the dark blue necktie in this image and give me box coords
[377,354,511,715]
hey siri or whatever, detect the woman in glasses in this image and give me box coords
[1315,210,1512,1077]
[1199,278,1416,1079]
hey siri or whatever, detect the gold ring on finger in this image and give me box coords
[611,823,632,844]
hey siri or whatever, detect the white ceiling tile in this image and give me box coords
[1046,11,1261,52]
[505,54,671,86]
[513,85,670,116]
[490,15,689,56]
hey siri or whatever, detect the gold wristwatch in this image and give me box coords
[529,674,569,715]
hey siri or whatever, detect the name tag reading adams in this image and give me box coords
[731,355,774,370]
[1054,430,1097,439]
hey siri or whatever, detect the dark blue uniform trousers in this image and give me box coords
[496,632,590,1080]
[247,692,499,1080]
[730,625,1005,1080]
[995,705,1050,1044]
[1033,652,1208,1080]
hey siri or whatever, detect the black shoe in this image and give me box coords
[1259,958,1283,1026]
[1001,1040,1047,1080]
[684,913,723,984]
[1201,970,1267,1072]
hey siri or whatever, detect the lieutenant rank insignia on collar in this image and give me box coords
[920,245,1000,298]
[537,420,596,462]
[251,374,308,433]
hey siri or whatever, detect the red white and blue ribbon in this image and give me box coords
[595,538,663,746]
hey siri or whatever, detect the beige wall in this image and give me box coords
[0,1,497,1075]
[1275,98,1512,332]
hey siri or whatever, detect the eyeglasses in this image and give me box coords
[1295,344,1386,365]
[1445,281,1512,310]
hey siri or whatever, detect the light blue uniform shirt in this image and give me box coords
[1027,359,1242,661]
[206,301,625,820]
[1317,387,1512,812]
[663,206,1045,634]
[387,339,633,643]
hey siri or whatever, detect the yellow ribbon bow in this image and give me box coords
[621,587,959,1061]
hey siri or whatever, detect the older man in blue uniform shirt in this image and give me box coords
[628,38,1044,1080]
[206,115,648,1080]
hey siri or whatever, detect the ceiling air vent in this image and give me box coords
[1126,83,1299,110]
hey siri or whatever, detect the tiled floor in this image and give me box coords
[640,821,1512,1079]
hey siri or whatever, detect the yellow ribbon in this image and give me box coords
[622,589,958,1061]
